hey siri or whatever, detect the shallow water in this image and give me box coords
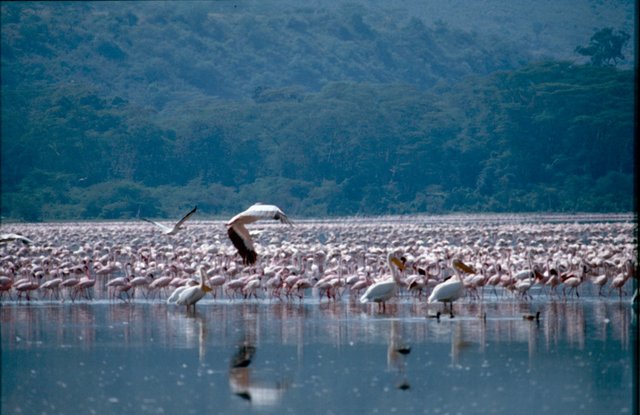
[1,297,637,415]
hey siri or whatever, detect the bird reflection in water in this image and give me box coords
[183,313,207,364]
[228,328,289,407]
[450,322,481,368]
[388,320,411,390]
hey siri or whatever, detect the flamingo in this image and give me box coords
[591,272,609,296]
[486,263,503,298]
[208,274,227,299]
[60,274,81,301]
[226,203,292,265]
[74,264,97,300]
[142,206,197,235]
[148,274,173,299]
[406,266,427,298]
[242,278,261,299]
[106,276,131,301]
[14,274,39,301]
[0,275,14,300]
[293,277,313,300]
[562,264,586,298]
[608,260,633,298]
[359,252,405,312]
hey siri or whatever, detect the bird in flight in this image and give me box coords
[226,203,292,265]
[142,206,197,235]
[0,233,34,245]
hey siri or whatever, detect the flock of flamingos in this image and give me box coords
[1,205,637,316]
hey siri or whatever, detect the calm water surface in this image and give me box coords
[1,298,637,414]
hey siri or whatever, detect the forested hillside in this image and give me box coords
[1,1,635,221]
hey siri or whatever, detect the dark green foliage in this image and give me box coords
[575,28,631,66]
[0,2,634,221]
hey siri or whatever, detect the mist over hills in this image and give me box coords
[1,1,635,221]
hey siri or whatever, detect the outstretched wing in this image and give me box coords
[141,218,172,233]
[0,233,34,245]
[227,203,293,227]
[227,223,257,265]
[226,204,292,265]
[142,206,196,235]
[175,206,197,229]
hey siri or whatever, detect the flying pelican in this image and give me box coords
[226,203,292,265]
[427,258,471,318]
[359,252,405,312]
[142,206,197,235]
[0,233,34,245]
[174,267,212,312]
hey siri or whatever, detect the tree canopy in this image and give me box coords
[575,27,631,66]
[1,2,635,221]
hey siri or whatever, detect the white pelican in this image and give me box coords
[174,267,212,312]
[226,203,292,265]
[359,252,405,312]
[427,258,471,318]
[166,284,190,304]
[0,233,34,245]
[142,206,197,235]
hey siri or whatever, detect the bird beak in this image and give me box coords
[391,257,405,271]
[203,285,213,293]
[453,259,475,274]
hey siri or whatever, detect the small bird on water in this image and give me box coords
[522,311,541,321]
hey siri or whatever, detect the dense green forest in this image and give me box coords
[1,1,635,221]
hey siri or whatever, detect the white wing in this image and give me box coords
[226,204,292,265]
[142,218,173,234]
[0,233,34,245]
[428,278,464,303]
[142,206,197,235]
[227,203,292,227]
[175,285,204,306]
[360,279,395,304]
[167,285,189,303]
[174,206,197,229]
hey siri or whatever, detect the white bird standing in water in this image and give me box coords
[359,252,405,312]
[428,258,472,318]
[175,267,212,312]
[226,203,292,265]
[142,206,197,235]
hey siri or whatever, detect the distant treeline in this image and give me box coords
[0,2,634,221]
[2,61,633,221]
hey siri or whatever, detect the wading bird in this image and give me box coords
[173,267,212,312]
[428,258,471,318]
[226,203,292,265]
[359,252,405,312]
[142,206,197,235]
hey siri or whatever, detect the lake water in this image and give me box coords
[1,297,637,415]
